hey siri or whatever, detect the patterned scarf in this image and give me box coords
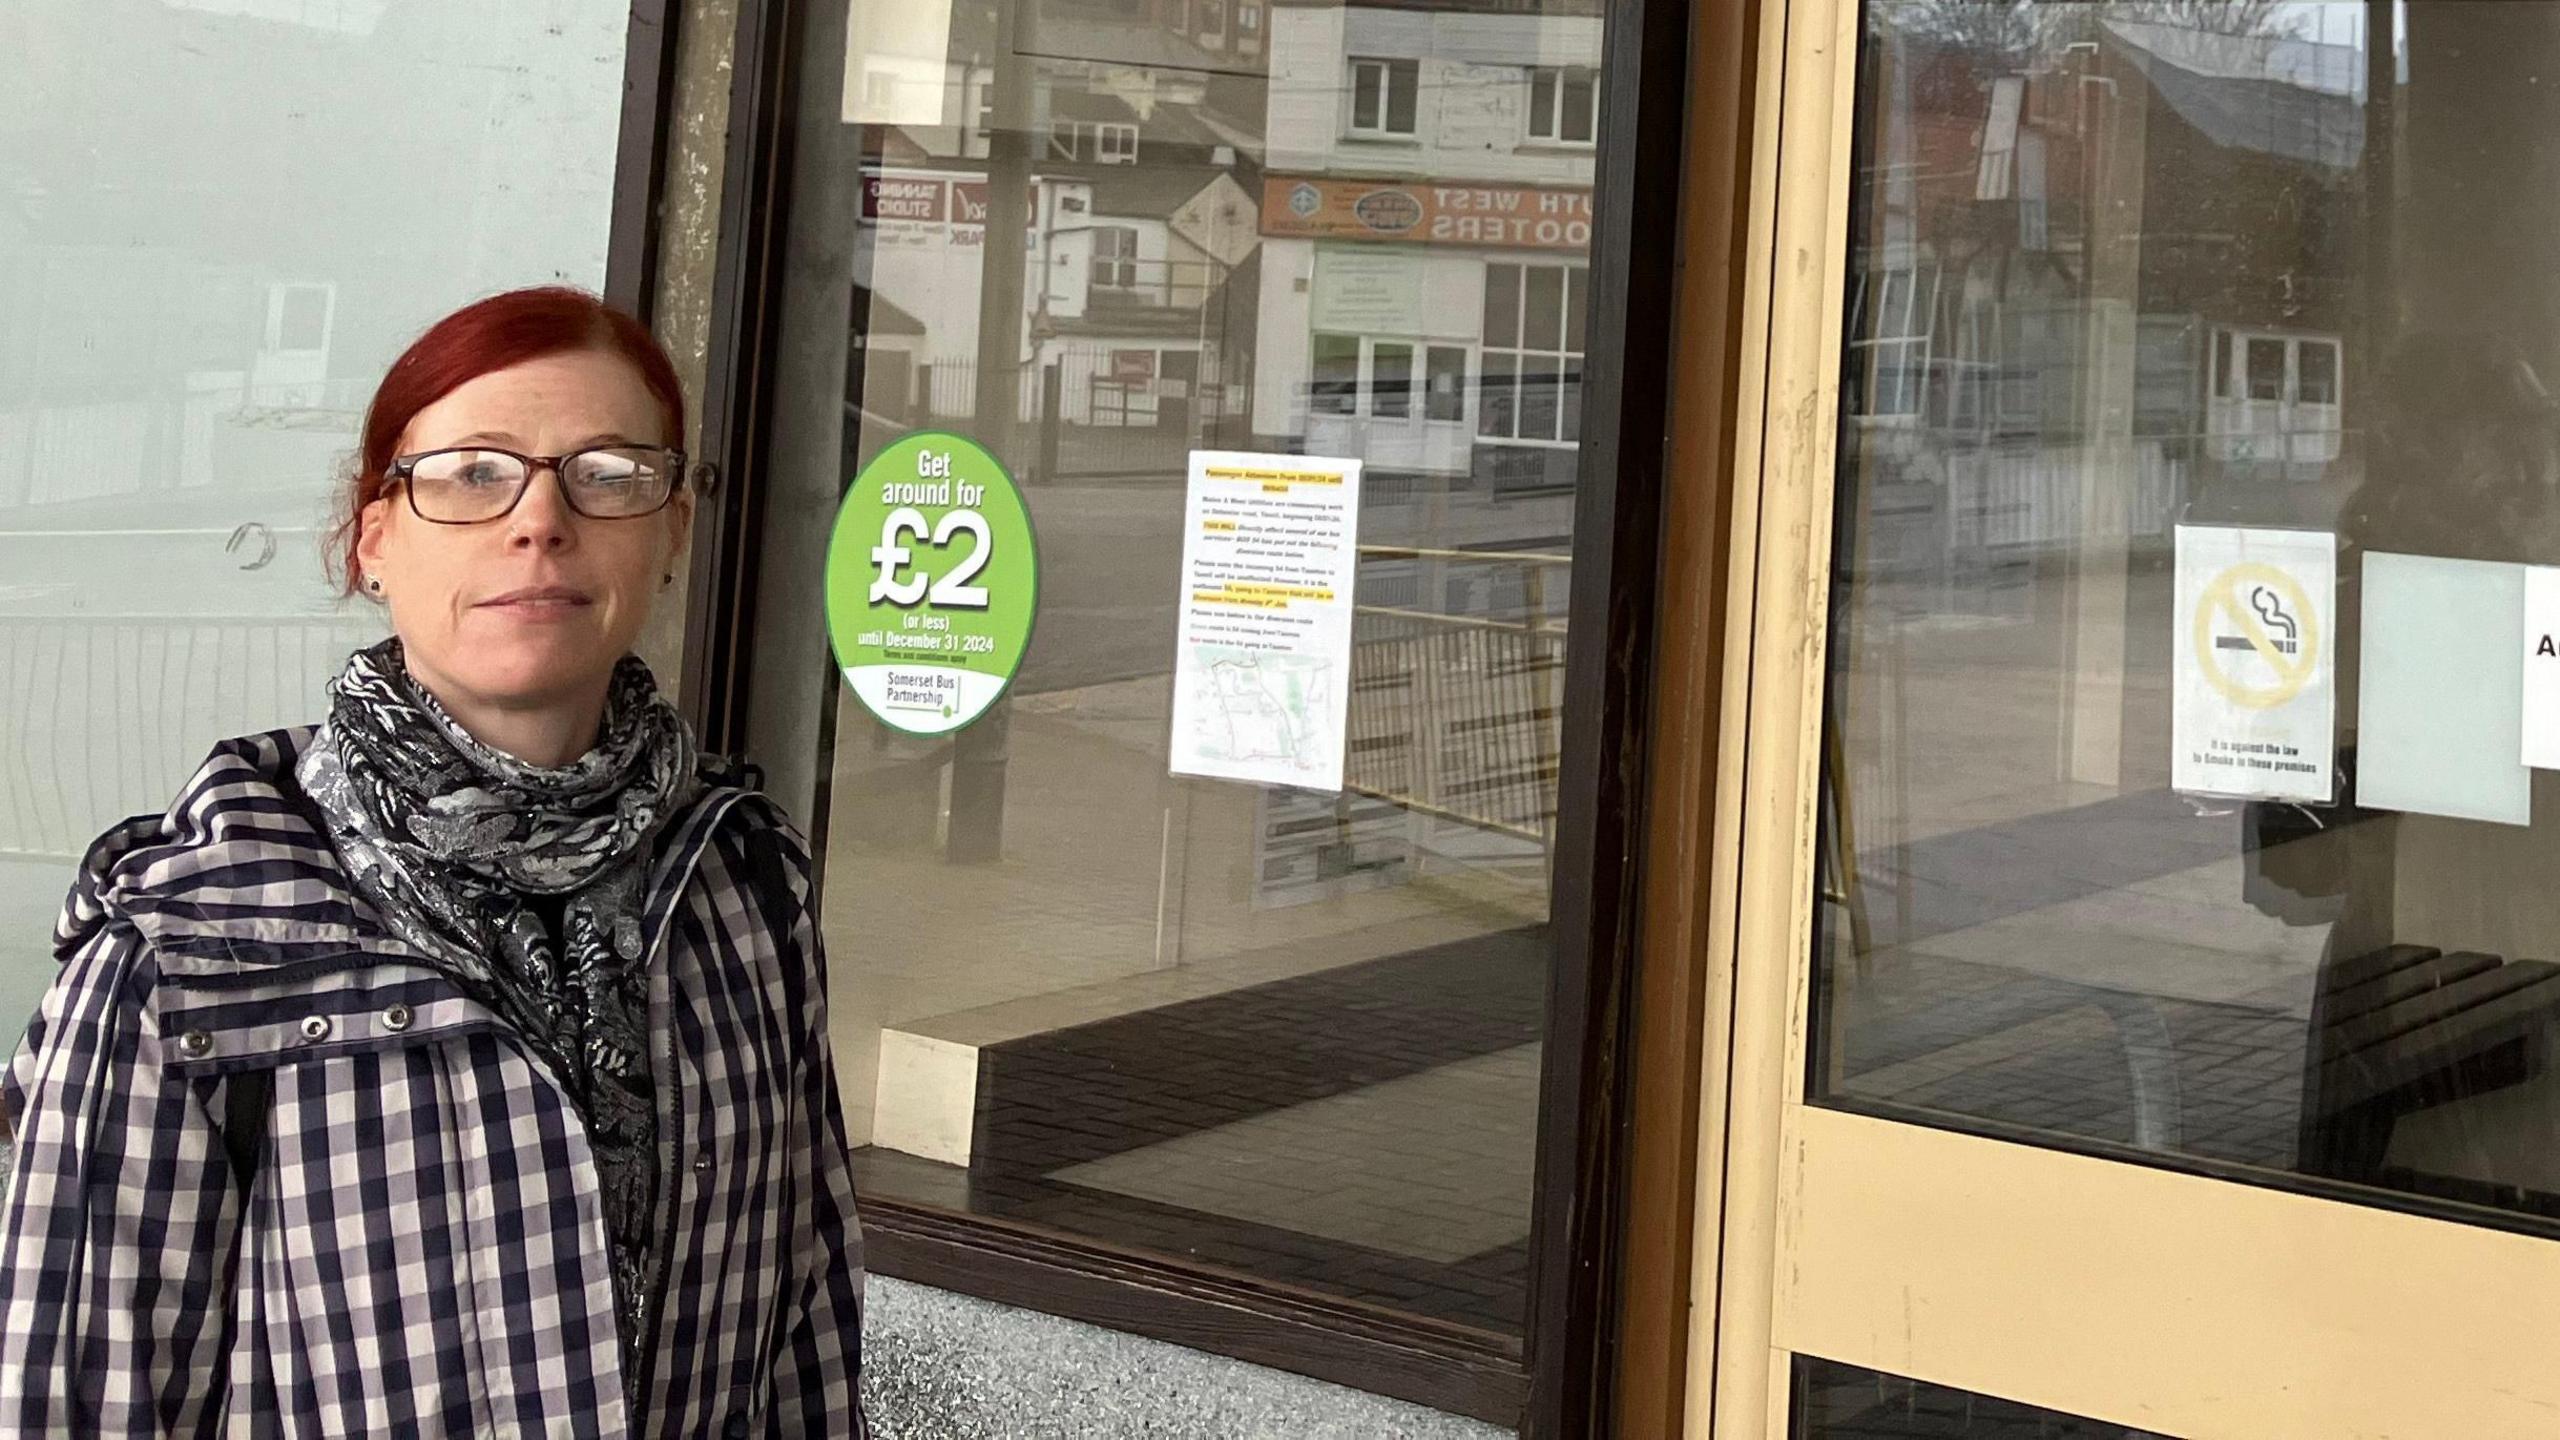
[297,637,698,1371]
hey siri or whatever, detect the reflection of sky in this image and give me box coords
[156,0,387,36]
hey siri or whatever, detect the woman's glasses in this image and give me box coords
[387,445,686,524]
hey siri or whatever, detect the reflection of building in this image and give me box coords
[1854,16,2364,572]
[1251,0,1603,501]
[852,0,1268,449]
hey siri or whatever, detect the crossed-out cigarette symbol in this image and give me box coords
[2192,563,2320,710]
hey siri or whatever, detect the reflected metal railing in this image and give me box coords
[0,613,380,860]
[1344,546,1569,859]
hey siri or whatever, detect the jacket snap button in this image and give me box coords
[178,1030,213,1060]
[721,1414,749,1440]
[299,1015,331,1043]
[381,1004,414,1033]
[693,1149,714,1175]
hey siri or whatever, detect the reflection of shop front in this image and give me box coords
[1254,175,1593,494]
[858,165,1255,448]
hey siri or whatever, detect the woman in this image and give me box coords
[0,288,867,1437]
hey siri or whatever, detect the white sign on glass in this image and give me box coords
[1168,451,1363,792]
[2171,525,2335,801]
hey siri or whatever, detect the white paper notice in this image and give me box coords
[2522,567,2560,769]
[1169,450,1362,791]
[2171,525,2336,801]
[2359,551,2530,825]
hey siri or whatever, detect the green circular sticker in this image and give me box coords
[825,431,1038,736]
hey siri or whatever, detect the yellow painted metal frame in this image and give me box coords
[1688,0,2560,1434]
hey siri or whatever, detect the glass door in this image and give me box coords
[1708,1,2560,1434]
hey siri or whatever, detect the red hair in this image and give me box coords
[330,286,687,592]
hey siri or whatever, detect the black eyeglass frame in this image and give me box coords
[385,444,691,524]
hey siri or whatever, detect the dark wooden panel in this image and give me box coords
[2321,943,2443,997]
[2323,961,2554,1063]
[2322,950,2499,1025]
[2329,965,2560,1110]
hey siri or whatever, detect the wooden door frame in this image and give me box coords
[1607,0,1770,1433]
[1688,0,2560,1435]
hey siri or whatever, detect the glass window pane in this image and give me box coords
[1386,59,1419,134]
[774,0,1610,1342]
[1426,345,1468,422]
[1818,0,2560,1239]
[1519,361,1560,438]
[1876,270,1909,334]
[1,2,626,1028]
[1353,61,1382,131]
[1566,265,1587,353]
[2248,336,2286,400]
[2302,341,2340,405]
[1484,263,1522,348]
[1562,71,1597,144]
[1312,333,1361,415]
[1531,69,1558,138]
[1372,340,1413,418]
[1479,349,1520,437]
[1523,264,1566,351]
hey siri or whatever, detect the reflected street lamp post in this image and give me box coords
[949,0,1040,865]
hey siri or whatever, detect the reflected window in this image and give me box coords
[1051,119,1140,164]
[1481,262,1587,444]
[2247,336,2287,401]
[2301,340,2341,406]
[269,284,333,354]
[1426,344,1469,423]
[1847,266,1937,419]
[1312,332,1362,415]
[1527,65,1599,145]
[1350,57,1421,138]
[1092,226,1142,291]
[1373,340,1415,419]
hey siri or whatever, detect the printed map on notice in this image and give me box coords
[1182,647,1336,779]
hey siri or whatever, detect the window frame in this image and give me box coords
[1525,64,1601,146]
[1480,261,1592,448]
[693,0,1699,1426]
[1050,118,1142,164]
[1090,225,1143,292]
[1348,56,1422,140]
[1300,335,1469,423]
[1844,261,1938,421]
[966,68,996,158]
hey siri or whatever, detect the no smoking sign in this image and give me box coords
[2172,526,2335,802]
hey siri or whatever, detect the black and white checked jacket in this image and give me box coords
[0,729,868,1437]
